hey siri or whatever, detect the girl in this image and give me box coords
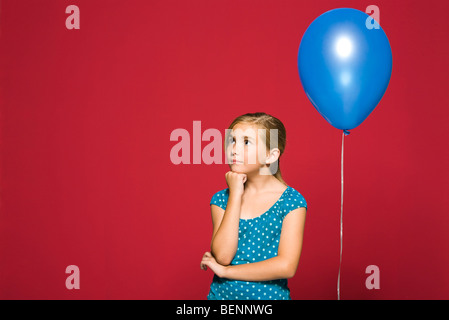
[200,112,308,300]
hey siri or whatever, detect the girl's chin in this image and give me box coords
[229,164,245,171]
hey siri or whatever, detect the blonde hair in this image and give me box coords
[227,112,287,186]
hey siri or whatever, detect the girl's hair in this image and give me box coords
[227,112,287,186]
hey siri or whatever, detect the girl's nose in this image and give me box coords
[232,142,242,156]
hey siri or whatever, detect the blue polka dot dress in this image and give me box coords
[207,185,307,300]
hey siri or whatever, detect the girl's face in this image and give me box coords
[225,123,270,173]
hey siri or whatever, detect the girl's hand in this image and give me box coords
[200,252,227,278]
[225,171,247,197]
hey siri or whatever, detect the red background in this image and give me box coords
[1,0,448,299]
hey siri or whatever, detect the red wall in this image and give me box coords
[1,0,448,299]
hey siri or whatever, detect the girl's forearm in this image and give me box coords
[222,256,296,281]
[210,192,242,265]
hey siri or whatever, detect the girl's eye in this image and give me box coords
[227,137,250,145]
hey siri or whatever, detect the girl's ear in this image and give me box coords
[265,148,280,164]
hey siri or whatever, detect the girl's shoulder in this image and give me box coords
[283,185,308,211]
[209,187,229,210]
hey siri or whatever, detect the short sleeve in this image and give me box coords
[209,188,229,210]
[280,188,307,220]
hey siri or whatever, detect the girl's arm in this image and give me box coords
[202,207,307,281]
[210,192,243,265]
[209,171,246,266]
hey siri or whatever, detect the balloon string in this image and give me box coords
[337,130,346,300]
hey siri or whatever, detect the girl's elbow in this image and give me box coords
[211,250,233,266]
[283,262,298,279]
[285,267,297,279]
[216,256,232,266]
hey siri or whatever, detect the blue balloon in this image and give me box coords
[297,8,392,134]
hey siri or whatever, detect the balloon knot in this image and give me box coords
[343,129,350,136]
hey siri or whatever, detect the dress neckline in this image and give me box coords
[239,186,290,221]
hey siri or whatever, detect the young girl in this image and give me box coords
[200,112,308,300]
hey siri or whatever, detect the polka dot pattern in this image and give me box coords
[207,186,307,300]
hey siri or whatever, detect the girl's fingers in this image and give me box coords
[201,252,212,270]
[201,260,210,271]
